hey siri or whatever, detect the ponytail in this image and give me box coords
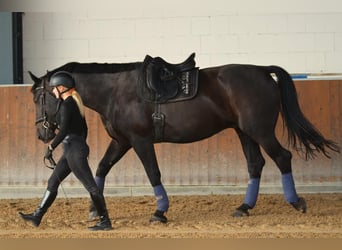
[71,89,85,117]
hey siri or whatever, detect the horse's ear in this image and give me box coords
[28,71,39,83]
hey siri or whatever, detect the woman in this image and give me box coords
[19,71,112,231]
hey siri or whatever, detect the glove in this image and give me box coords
[44,145,53,159]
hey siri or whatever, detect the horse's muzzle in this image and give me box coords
[37,129,56,143]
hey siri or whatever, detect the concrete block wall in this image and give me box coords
[21,0,342,83]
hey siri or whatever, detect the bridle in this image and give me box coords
[33,83,59,170]
[33,84,59,139]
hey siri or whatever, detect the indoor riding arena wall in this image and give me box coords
[1,2,342,198]
[0,80,341,198]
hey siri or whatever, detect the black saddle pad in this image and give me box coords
[138,54,199,103]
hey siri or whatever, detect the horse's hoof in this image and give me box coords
[88,211,99,222]
[232,203,250,217]
[232,209,249,217]
[291,197,307,213]
[149,210,168,223]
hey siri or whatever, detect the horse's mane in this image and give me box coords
[47,61,142,78]
[31,61,142,92]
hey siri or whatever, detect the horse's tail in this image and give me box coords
[267,65,340,159]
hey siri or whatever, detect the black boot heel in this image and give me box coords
[19,211,43,227]
[88,216,112,231]
[18,190,57,227]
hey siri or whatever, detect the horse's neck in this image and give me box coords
[74,70,138,116]
[76,81,110,115]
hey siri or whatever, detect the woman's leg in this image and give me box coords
[19,156,71,226]
[66,141,112,231]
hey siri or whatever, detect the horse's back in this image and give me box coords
[199,63,279,103]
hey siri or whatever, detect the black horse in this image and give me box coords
[29,55,339,222]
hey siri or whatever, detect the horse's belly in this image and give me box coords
[162,109,231,143]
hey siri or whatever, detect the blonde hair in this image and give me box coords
[71,89,85,117]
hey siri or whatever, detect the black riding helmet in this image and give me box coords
[49,71,75,89]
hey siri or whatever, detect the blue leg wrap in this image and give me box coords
[94,176,105,194]
[153,184,169,212]
[282,173,299,203]
[243,178,260,208]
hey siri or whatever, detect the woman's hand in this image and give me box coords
[44,145,53,159]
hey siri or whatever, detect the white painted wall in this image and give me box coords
[21,0,342,83]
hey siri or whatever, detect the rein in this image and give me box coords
[44,155,57,170]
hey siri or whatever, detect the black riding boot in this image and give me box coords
[88,192,112,231]
[19,190,57,227]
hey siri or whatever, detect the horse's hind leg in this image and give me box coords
[233,129,265,217]
[260,135,307,213]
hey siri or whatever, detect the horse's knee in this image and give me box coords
[278,150,292,174]
[248,157,265,178]
[145,167,162,186]
[266,146,292,174]
[95,162,112,178]
[150,178,162,187]
[282,149,292,162]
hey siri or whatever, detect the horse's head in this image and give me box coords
[29,71,60,143]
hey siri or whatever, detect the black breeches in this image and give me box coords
[47,137,98,195]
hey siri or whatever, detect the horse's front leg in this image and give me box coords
[131,136,169,223]
[233,129,265,217]
[88,139,131,221]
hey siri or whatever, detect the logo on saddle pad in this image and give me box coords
[139,53,199,103]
